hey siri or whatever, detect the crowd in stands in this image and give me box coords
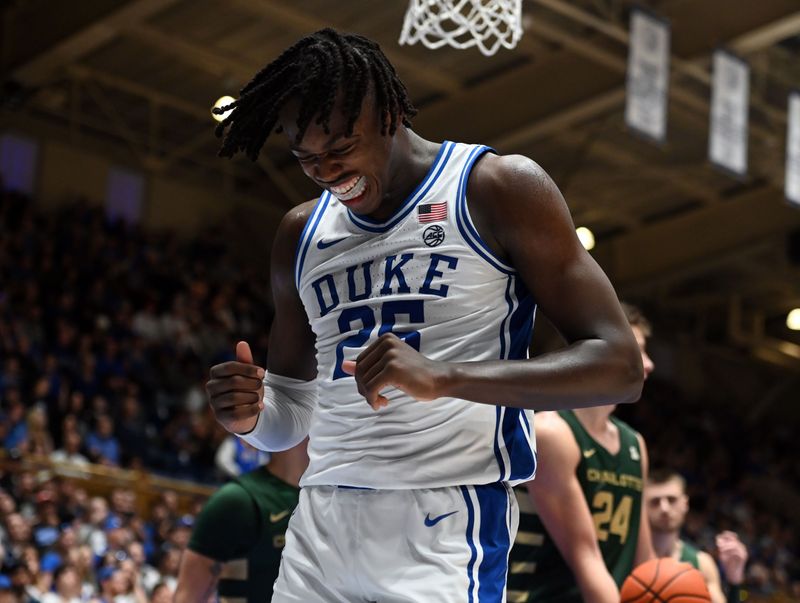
[0,187,271,482]
[0,472,195,603]
[0,187,798,601]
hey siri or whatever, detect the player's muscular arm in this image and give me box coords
[634,434,656,566]
[697,551,726,603]
[266,202,319,381]
[346,154,643,410]
[446,154,643,409]
[528,413,619,603]
[174,549,222,603]
[207,202,317,434]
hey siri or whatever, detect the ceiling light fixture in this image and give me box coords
[576,226,595,251]
[787,308,800,331]
[211,95,236,123]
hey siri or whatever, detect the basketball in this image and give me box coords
[621,558,711,603]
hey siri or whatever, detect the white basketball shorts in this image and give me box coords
[271,483,519,602]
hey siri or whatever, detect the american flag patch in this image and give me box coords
[417,201,447,223]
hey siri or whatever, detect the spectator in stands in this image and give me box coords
[40,565,81,603]
[5,559,38,603]
[72,545,96,599]
[24,406,53,457]
[117,558,147,603]
[150,581,173,603]
[85,415,120,466]
[1,396,26,455]
[9,474,37,519]
[19,546,49,599]
[125,542,159,595]
[94,566,127,603]
[155,547,180,593]
[50,430,89,466]
[0,491,16,518]
[80,497,109,558]
[2,515,30,561]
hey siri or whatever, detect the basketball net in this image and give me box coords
[399,0,522,57]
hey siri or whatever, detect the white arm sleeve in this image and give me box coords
[236,373,318,452]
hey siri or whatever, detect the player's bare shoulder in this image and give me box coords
[277,199,318,247]
[467,152,574,259]
[271,199,321,294]
[469,153,558,210]
[463,153,550,261]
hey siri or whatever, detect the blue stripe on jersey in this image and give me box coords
[460,486,478,603]
[508,276,536,361]
[454,145,515,275]
[503,408,536,480]
[492,277,515,480]
[294,193,331,289]
[493,407,506,480]
[346,141,455,233]
[499,275,538,481]
[475,483,511,602]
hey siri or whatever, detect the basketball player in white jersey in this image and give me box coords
[206,29,644,602]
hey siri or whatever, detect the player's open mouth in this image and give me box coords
[330,176,366,201]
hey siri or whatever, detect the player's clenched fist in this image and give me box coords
[206,341,265,434]
[342,333,451,410]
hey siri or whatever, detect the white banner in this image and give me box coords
[786,91,800,206]
[625,9,670,142]
[709,50,750,176]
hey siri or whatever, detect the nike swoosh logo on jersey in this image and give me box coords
[317,237,347,249]
[583,448,597,458]
[424,511,458,527]
[269,510,290,523]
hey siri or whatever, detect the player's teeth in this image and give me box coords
[331,177,359,194]
[333,176,366,201]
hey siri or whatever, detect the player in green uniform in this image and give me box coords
[507,303,655,603]
[174,439,308,603]
[646,469,748,603]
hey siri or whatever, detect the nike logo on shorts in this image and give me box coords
[424,511,458,527]
[317,237,347,249]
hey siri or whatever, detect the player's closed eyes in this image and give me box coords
[294,144,355,163]
[330,143,355,155]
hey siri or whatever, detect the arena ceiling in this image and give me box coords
[2,0,800,388]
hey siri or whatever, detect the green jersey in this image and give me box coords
[507,411,644,603]
[679,540,701,569]
[188,467,299,603]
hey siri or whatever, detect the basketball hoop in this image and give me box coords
[399,0,522,57]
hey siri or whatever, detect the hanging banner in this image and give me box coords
[786,91,800,206]
[709,50,750,176]
[625,8,670,142]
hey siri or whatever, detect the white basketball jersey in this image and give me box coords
[295,141,537,489]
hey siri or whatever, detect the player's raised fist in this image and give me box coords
[206,341,265,434]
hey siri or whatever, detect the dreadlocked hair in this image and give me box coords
[214,28,417,161]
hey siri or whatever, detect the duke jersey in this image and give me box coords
[294,141,537,489]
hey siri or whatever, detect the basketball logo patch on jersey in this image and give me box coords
[423,225,445,247]
[629,445,640,461]
[418,201,447,223]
